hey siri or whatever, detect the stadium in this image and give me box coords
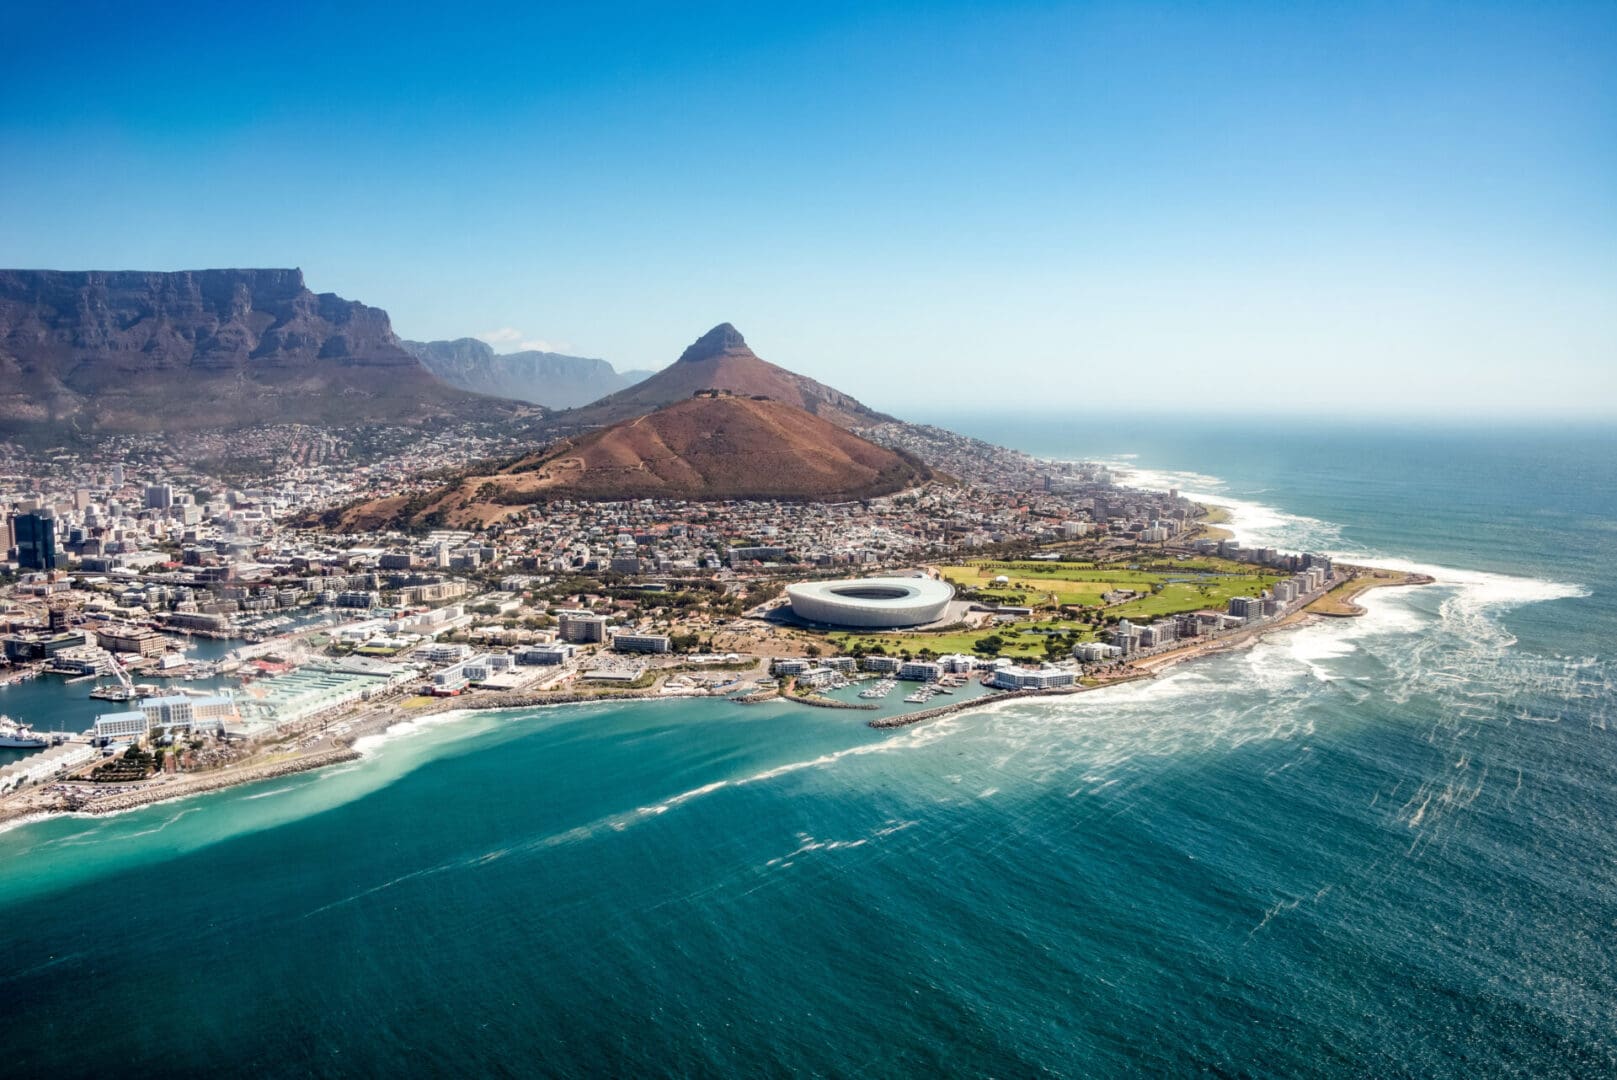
[785,576,955,629]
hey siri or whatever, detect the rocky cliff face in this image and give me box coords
[0,268,519,439]
[401,337,653,409]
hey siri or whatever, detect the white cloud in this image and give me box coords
[476,327,523,345]
[520,338,572,353]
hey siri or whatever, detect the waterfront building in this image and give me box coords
[990,665,1077,690]
[0,742,97,793]
[94,710,151,740]
[898,660,944,682]
[612,632,671,654]
[96,624,169,657]
[1228,596,1262,620]
[797,666,838,689]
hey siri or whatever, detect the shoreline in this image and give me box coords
[869,565,1432,729]
[0,567,1433,831]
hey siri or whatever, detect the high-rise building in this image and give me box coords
[145,484,174,510]
[15,511,57,571]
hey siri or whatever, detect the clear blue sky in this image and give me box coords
[3,1,1614,417]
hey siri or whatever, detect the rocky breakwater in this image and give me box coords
[54,745,363,816]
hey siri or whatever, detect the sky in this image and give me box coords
[3,0,1614,418]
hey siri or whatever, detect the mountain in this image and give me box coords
[558,323,891,432]
[0,269,526,440]
[339,392,930,530]
[401,337,654,409]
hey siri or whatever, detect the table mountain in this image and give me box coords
[0,268,527,440]
[401,337,653,409]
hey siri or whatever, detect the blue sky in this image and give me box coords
[3,1,1614,416]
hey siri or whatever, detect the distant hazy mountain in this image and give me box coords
[0,268,525,440]
[558,323,891,432]
[402,337,654,410]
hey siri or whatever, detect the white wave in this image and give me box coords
[351,708,478,756]
[241,785,297,801]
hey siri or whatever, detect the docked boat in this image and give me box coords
[859,678,897,699]
[0,715,49,749]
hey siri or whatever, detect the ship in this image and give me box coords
[0,715,50,749]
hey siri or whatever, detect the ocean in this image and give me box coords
[2,417,1613,1077]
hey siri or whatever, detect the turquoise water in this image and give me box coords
[3,421,1615,1076]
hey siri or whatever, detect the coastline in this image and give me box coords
[0,568,1432,830]
[869,565,1432,729]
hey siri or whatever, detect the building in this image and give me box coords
[861,655,901,673]
[0,742,97,792]
[990,665,1077,690]
[785,576,954,629]
[557,611,609,643]
[144,484,174,510]
[1227,596,1262,620]
[612,632,671,654]
[420,642,471,664]
[97,625,169,658]
[517,644,575,665]
[797,666,839,689]
[1074,642,1122,662]
[93,710,151,740]
[898,660,943,682]
[241,663,401,724]
[14,511,56,571]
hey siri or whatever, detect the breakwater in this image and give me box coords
[782,693,878,711]
[56,746,363,816]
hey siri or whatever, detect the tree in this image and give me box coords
[805,644,822,658]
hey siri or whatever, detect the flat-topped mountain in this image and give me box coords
[0,269,525,439]
[340,391,930,530]
[559,323,890,432]
[401,337,653,409]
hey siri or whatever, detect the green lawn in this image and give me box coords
[819,555,1282,660]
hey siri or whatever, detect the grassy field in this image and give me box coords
[938,559,1281,616]
[820,554,1283,659]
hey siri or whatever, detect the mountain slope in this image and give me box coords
[558,323,890,432]
[341,392,930,529]
[401,337,652,409]
[0,268,525,440]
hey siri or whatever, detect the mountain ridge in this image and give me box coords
[0,268,527,440]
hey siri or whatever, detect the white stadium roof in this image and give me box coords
[785,576,955,629]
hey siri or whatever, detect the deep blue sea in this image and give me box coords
[3,417,1614,1077]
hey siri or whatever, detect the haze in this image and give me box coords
[3,1,1613,418]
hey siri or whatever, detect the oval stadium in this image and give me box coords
[785,576,955,629]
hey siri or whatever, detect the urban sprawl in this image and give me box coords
[0,423,1360,813]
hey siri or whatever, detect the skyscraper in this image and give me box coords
[15,510,57,571]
